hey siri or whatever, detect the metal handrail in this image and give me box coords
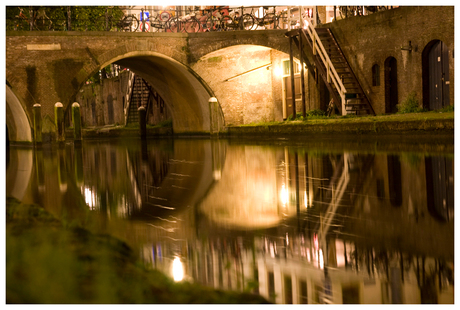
[298,6,347,113]
[124,70,135,126]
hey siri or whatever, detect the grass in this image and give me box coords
[6,197,269,304]
[238,110,454,127]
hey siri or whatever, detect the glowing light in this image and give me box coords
[281,184,288,206]
[274,65,283,78]
[319,249,324,269]
[172,257,184,281]
[304,191,308,208]
[84,187,96,210]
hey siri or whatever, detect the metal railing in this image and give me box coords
[6,5,396,33]
[298,6,348,113]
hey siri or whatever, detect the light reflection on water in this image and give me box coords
[6,137,454,304]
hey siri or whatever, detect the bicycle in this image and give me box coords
[239,6,278,30]
[165,9,201,33]
[196,6,227,32]
[97,7,139,32]
[147,11,170,32]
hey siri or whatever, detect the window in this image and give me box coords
[372,64,380,86]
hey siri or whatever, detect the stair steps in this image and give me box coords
[287,26,375,116]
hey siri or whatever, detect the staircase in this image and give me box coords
[126,75,152,125]
[286,13,375,116]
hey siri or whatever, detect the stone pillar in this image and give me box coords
[72,102,82,142]
[33,103,42,145]
[138,106,147,139]
[54,102,65,143]
[209,97,219,135]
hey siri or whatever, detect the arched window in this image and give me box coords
[372,64,380,86]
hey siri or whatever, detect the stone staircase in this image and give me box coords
[286,15,375,116]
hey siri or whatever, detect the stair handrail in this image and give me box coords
[298,6,347,114]
[124,70,136,126]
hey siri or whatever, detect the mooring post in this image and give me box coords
[209,97,219,135]
[33,103,42,145]
[72,102,82,143]
[54,102,65,144]
[138,106,147,139]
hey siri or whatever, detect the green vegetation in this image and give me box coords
[6,197,269,304]
[240,109,453,128]
[6,6,124,31]
[397,92,425,114]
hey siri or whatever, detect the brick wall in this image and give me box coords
[325,6,454,114]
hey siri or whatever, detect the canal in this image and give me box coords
[6,136,454,304]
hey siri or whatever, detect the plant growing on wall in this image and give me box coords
[397,92,425,113]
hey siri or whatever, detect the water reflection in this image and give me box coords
[6,138,454,304]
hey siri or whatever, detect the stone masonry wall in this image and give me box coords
[325,6,454,114]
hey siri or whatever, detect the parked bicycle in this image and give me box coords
[97,7,139,32]
[239,6,278,30]
[165,9,201,33]
[147,11,170,32]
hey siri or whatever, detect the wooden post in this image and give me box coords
[54,102,65,143]
[300,32,306,118]
[138,106,147,139]
[33,103,42,145]
[72,102,82,142]
[289,36,296,119]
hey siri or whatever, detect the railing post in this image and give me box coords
[29,6,34,31]
[141,8,145,32]
[67,6,71,31]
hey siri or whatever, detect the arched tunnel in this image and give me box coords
[110,52,224,134]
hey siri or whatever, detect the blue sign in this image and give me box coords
[140,11,149,21]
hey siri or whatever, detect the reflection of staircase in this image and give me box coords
[126,75,152,126]
[286,16,375,115]
[315,154,375,239]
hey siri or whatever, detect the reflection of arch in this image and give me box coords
[6,84,33,143]
[384,57,398,113]
[6,148,33,201]
[422,40,450,110]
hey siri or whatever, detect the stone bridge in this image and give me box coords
[6,29,292,142]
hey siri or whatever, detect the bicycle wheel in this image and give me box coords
[221,15,235,31]
[123,15,139,32]
[206,15,220,31]
[184,17,200,33]
[240,14,255,30]
[262,13,278,29]
[149,16,162,32]
[165,17,180,33]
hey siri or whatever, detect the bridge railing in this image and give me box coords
[6,6,396,33]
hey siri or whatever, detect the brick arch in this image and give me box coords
[187,29,290,63]
[6,84,33,143]
[80,49,222,134]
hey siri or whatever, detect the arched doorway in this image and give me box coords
[384,57,398,113]
[422,40,450,110]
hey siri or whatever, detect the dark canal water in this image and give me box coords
[6,136,454,304]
